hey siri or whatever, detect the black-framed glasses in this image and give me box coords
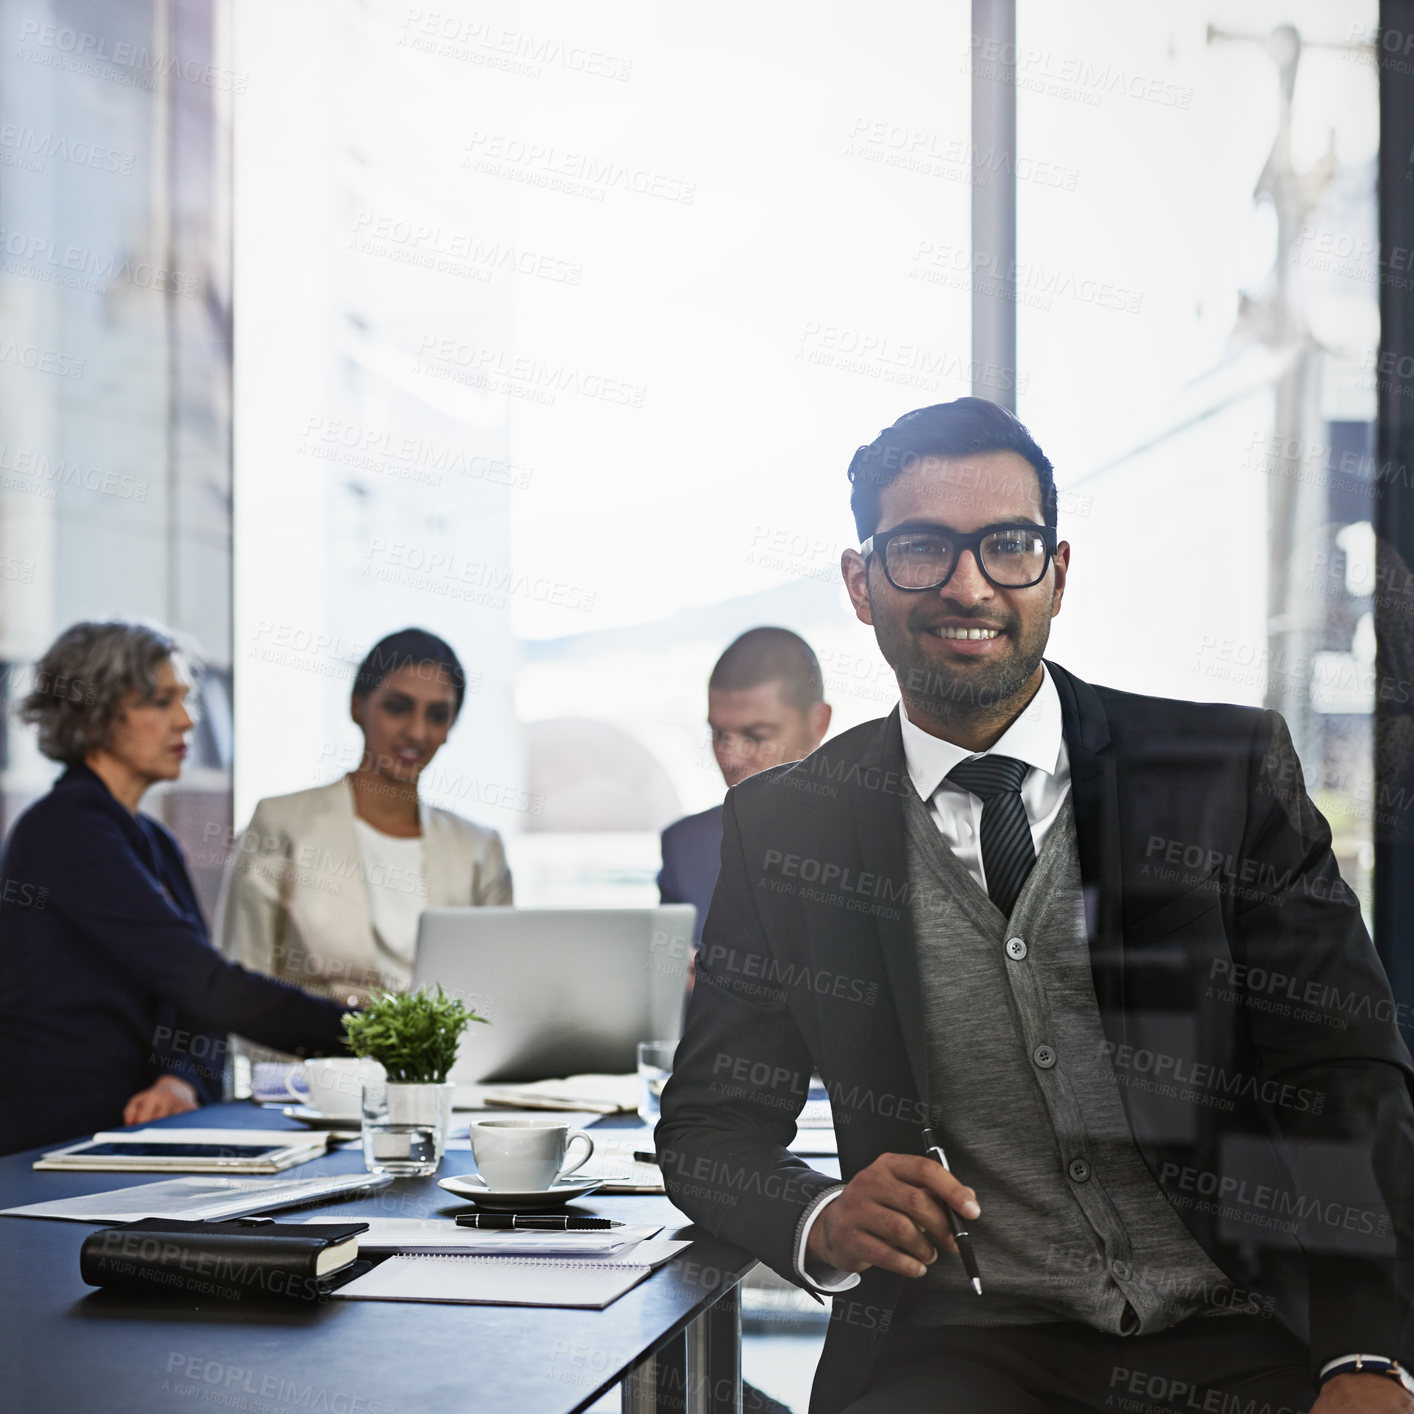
[860,522,1057,591]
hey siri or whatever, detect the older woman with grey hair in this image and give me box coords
[0,620,350,1154]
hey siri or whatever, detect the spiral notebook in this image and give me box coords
[332,1238,689,1309]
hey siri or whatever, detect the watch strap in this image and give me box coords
[1318,1354,1414,1395]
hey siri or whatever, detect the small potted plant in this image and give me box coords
[342,986,485,1175]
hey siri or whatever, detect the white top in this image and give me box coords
[351,816,428,967]
[797,666,1073,1292]
[216,776,511,1008]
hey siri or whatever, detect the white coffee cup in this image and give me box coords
[468,1119,595,1191]
[304,1057,382,1119]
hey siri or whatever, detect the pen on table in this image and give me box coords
[921,1126,983,1296]
[455,1214,623,1230]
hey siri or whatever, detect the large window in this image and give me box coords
[234,1,973,901]
[4,1,1382,929]
[1016,0,1381,917]
[0,0,234,911]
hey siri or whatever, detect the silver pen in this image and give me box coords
[922,1126,983,1295]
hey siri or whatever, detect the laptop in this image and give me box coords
[410,906,695,1104]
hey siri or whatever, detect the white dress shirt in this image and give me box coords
[795,666,1072,1291]
[897,664,1071,896]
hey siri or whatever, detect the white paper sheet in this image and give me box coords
[331,1238,691,1308]
[300,1216,663,1256]
[0,1172,391,1223]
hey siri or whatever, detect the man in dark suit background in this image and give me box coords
[657,398,1414,1414]
[659,627,831,942]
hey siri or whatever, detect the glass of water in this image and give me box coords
[361,1074,451,1177]
[637,1040,676,1125]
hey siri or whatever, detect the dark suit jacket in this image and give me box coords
[657,662,1414,1414]
[659,803,724,943]
[0,764,350,1153]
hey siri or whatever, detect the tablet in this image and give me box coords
[60,1141,289,1161]
[33,1128,329,1173]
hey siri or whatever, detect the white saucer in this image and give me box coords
[437,1172,624,1211]
[280,1105,361,1131]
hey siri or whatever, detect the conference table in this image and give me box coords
[0,1102,758,1414]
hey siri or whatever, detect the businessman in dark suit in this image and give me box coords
[657,398,1414,1413]
[659,627,831,942]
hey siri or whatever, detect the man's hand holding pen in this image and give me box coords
[806,1153,981,1281]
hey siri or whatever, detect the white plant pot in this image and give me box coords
[386,1081,455,1136]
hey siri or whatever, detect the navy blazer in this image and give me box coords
[658,662,1414,1412]
[658,804,724,943]
[0,764,349,1153]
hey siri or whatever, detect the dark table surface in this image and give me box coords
[0,1103,758,1414]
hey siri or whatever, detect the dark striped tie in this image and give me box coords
[946,754,1036,917]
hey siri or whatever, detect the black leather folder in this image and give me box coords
[79,1216,370,1301]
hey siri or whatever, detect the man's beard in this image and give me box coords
[874,600,1052,723]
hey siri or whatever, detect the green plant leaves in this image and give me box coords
[340,985,486,1084]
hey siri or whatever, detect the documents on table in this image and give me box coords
[789,1128,839,1157]
[332,1237,691,1309]
[588,1113,838,1184]
[477,1074,639,1115]
[789,1096,840,1154]
[301,1217,664,1257]
[0,1172,392,1223]
[587,1135,666,1194]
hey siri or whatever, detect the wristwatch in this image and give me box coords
[1317,1354,1414,1395]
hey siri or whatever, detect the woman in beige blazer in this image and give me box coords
[216,629,512,1015]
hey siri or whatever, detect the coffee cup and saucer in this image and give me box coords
[274,1058,380,1132]
[438,1119,621,1211]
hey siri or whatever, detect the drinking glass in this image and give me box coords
[637,1040,675,1125]
[361,1074,452,1177]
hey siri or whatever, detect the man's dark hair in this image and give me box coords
[352,628,467,716]
[847,396,1057,541]
[709,627,824,714]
